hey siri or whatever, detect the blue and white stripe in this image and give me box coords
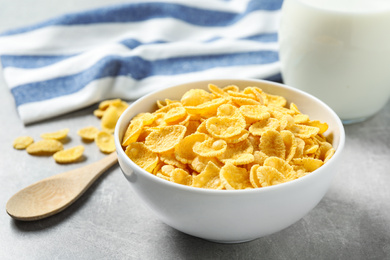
[0,0,283,124]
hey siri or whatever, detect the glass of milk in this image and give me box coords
[279,0,390,124]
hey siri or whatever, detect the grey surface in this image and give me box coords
[1,1,389,259]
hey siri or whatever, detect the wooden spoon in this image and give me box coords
[6,152,118,221]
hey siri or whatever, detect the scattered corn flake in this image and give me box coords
[95,131,116,153]
[77,126,99,141]
[93,109,105,118]
[40,128,69,140]
[53,145,84,164]
[98,98,122,110]
[13,136,34,150]
[26,139,64,155]
[101,106,121,134]
[125,142,159,173]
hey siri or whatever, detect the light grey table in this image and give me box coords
[1,1,389,259]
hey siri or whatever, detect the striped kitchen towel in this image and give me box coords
[0,0,283,124]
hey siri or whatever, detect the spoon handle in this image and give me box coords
[6,152,118,221]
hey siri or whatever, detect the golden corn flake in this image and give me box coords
[95,131,116,153]
[145,125,186,153]
[26,139,64,155]
[292,158,324,172]
[101,105,121,134]
[217,139,254,165]
[191,156,221,173]
[256,166,286,187]
[259,130,286,159]
[40,128,69,140]
[249,118,279,136]
[93,109,105,118]
[98,98,122,110]
[249,164,262,188]
[171,168,192,186]
[77,126,99,141]
[192,161,223,189]
[220,163,253,190]
[125,142,159,173]
[53,145,84,164]
[174,133,208,164]
[121,83,335,190]
[193,139,227,157]
[159,151,187,169]
[206,116,245,139]
[13,136,34,150]
[239,105,270,123]
[180,89,214,106]
[122,119,144,146]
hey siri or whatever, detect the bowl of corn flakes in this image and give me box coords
[114,79,345,243]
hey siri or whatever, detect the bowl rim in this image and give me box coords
[114,78,345,195]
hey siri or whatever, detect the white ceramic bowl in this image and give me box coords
[114,79,345,243]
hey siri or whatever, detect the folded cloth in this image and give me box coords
[0,0,282,124]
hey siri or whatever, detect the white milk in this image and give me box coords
[279,0,390,123]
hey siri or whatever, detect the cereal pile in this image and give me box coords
[13,99,128,163]
[122,84,335,190]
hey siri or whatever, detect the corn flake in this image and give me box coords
[192,161,223,189]
[220,163,253,190]
[13,136,34,150]
[53,145,84,164]
[26,139,64,155]
[77,126,99,141]
[145,125,186,153]
[40,128,69,140]
[125,142,159,173]
[95,131,116,153]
